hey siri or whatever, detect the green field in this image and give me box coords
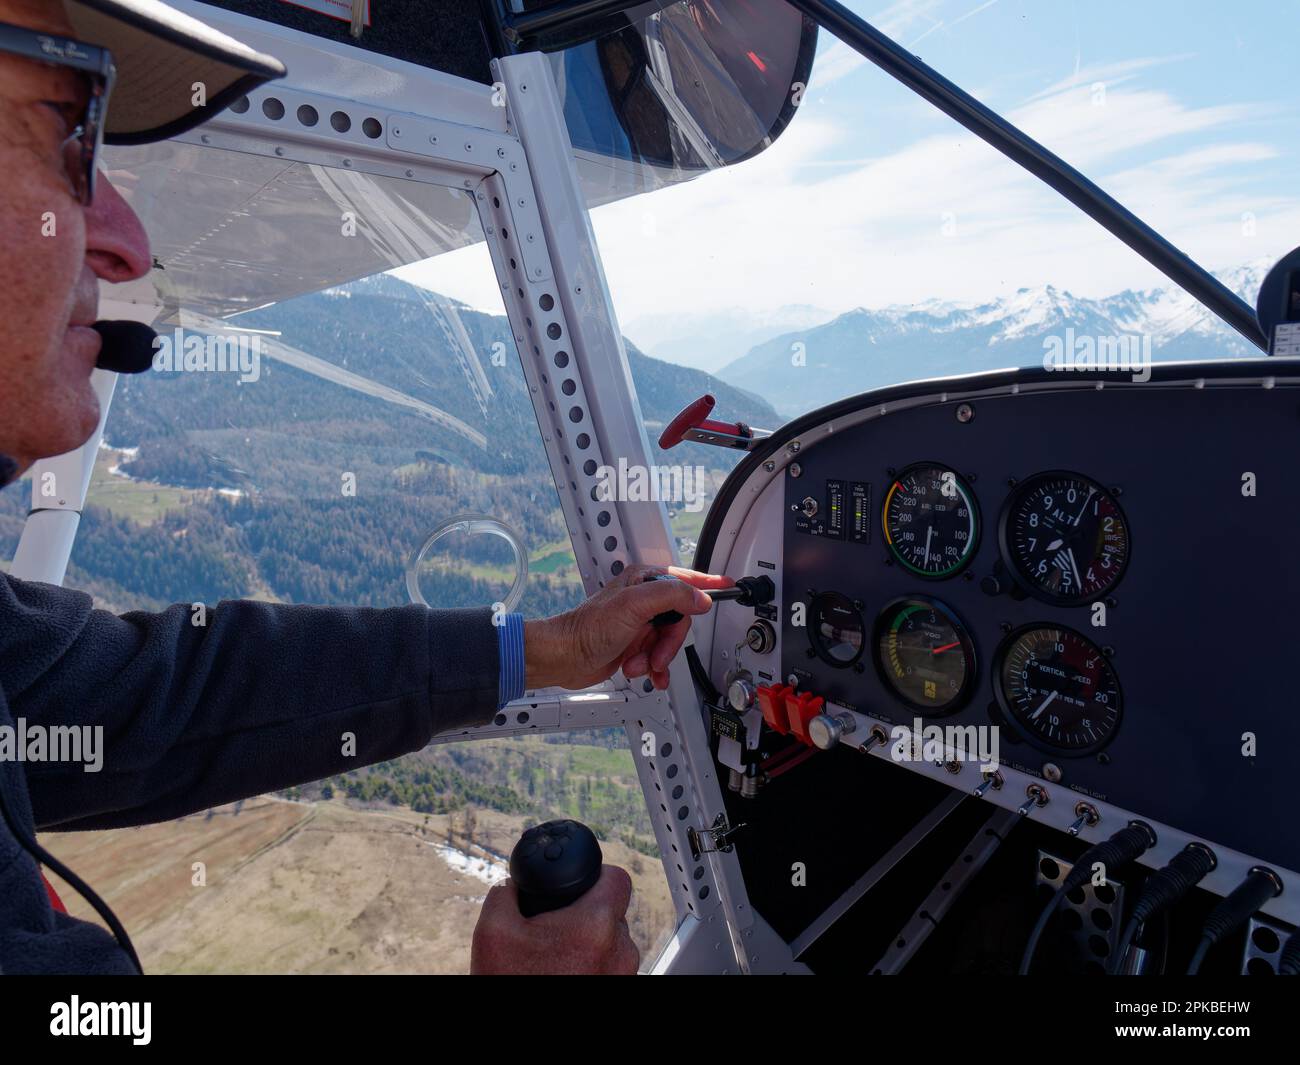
[85,449,195,524]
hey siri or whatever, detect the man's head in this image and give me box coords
[0,0,140,476]
[0,0,283,483]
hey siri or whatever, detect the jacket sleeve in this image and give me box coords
[0,575,501,831]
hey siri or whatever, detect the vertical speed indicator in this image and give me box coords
[995,625,1122,755]
[882,463,979,578]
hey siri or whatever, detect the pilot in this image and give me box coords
[0,0,725,976]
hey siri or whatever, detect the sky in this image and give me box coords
[396,0,1300,332]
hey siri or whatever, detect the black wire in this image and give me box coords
[0,780,142,974]
[1109,843,1216,975]
[1019,888,1066,975]
[1185,867,1281,975]
[1187,935,1214,975]
[1112,916,1144,975]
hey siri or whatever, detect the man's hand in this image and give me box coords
[524,565,732,691]
[471,865,640,975]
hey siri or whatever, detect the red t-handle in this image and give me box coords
[658,394,747,449]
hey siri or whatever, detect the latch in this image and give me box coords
[687,813,748,860]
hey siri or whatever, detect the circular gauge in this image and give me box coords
[873,597,976,714]
[995,625,1122,755]
[808,591,865,668]
[882,463,979,578]
[999,471,1129,605]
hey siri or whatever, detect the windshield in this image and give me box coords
[492,0,1300,421]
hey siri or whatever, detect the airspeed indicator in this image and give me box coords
[882,463,978,578]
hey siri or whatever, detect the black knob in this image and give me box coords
[509,819,603,917]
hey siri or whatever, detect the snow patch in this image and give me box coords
[424,841,508,886]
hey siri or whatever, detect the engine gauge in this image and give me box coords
[995,625,1122,755]
[882,462,979,578]
[999,471,1129,605]
[873,597,975,714]
[808,591,865,668]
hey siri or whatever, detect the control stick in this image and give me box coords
[508,819,603,917]
[648,573,776,627]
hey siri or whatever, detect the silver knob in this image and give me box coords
[800,496,818,518]
[808,712,856,751]
[727,676,756,712]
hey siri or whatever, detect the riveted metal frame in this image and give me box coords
[475,53,783,971]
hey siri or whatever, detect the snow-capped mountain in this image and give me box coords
[716,263,1272,418]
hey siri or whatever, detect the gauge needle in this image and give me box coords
[923,525,934,567]
[931,641,961,655]
[1072,488,1096,526]
[1030,690,1059,720]
[1046,538,1063,552]
[1066,546,1082,589]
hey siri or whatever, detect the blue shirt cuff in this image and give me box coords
[497,612,526,708]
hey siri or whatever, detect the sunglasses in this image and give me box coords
[0,21,115,206]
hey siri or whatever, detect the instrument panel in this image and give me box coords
[696,361,1300,907]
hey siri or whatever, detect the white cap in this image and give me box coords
[63,0,286,144]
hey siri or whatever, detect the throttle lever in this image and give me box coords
[646,573,775,627]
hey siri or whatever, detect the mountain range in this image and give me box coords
[710,263,1271,418]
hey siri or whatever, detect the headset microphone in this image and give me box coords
[92,321,158,375]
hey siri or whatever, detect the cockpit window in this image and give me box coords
[574,0,1297,422]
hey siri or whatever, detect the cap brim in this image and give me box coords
[64,0,286,145]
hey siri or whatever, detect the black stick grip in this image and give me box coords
[509,819,603,917]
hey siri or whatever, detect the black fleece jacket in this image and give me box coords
[0,573,501,974]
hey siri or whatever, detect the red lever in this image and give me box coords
[785,691,825,744]
[757,683,794,735]
[658,394,750,449]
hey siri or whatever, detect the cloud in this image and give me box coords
[400,50,1298,335]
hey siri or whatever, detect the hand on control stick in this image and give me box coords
[470,865,640,975]
[524,565,732,691]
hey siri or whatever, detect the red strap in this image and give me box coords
[42,871,67,914]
